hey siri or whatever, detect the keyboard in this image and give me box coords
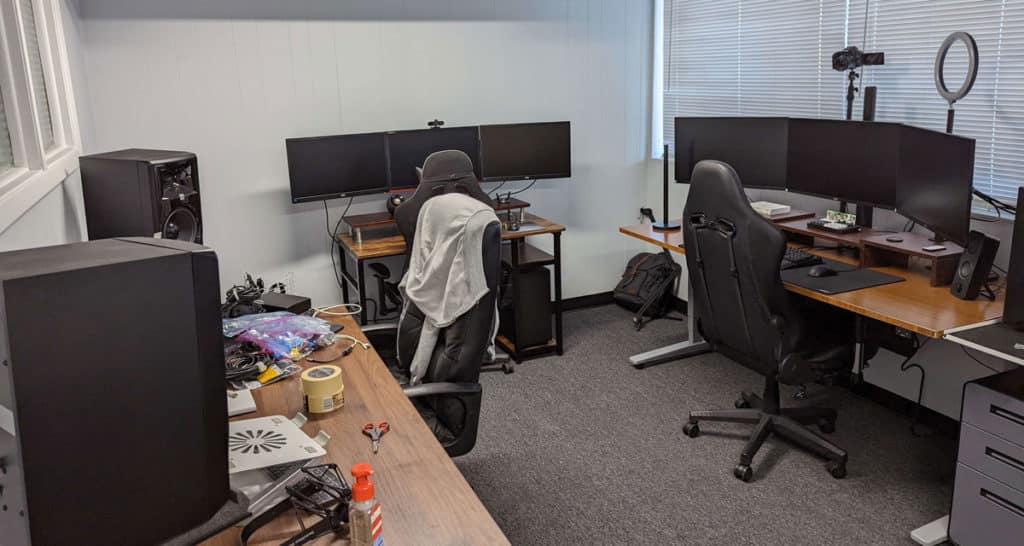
[807,218,861,234]
[782,247,824,270]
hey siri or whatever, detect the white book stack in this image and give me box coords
[750,201,791,218]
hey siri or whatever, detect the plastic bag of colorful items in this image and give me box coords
[222,311,336,360]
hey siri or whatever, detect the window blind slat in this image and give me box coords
[19,0,54,151]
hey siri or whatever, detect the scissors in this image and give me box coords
[362,421,390,454]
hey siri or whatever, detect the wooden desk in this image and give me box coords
[337,213,566,360]
[203,315,509,546]
[618,222,1004,339]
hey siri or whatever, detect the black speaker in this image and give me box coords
[951,230,1000,300]
[0,238,234,545]
[1004,188,1024,329]
[499,263,552,348]
[81,149,203,243]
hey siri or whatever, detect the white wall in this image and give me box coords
[74,0,656,306]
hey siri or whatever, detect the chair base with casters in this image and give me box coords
[682,375,848,482]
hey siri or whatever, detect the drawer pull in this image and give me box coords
[986,447,1024,474]
[990,404,1024,428]
[981,488,1024,518]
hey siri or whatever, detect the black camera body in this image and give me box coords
[832,46,885,71]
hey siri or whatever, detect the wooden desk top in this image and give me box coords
[339,213,565,259]
[343,198,531,230]
[618,223,1004,339]
[203,315,509,546]
[619,222,684,254]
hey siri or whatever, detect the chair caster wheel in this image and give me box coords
[827,461,847,479]
[734,397,751,409]
[733,464,753,482]
[818,419,836,434]
[683,422,700,438]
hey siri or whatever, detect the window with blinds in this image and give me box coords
[19,0,54,151]
[662,0,1024,205]
[0,86,12,172]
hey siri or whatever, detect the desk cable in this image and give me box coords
[897,336,930,437]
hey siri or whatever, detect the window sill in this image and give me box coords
[0,149,80,235]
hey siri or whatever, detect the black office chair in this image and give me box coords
[680,160,853,481]
[364,150,499,457]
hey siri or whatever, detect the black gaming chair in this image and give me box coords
[680,160,853,482]
[364,150,499,457]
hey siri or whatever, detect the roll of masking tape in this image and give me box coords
[301,365,344,414]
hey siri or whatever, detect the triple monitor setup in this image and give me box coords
[284,120,572,211]
[671,116,976,247]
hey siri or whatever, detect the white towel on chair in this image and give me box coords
[399,193,500,384]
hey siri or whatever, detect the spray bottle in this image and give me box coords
[349,463,383,546]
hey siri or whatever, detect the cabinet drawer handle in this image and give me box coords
[981,488,1024,518]
[990,404,1024,428]
[986,447,1024,474]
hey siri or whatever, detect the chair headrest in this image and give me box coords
[420,150,476,184]
[687,160,753,219]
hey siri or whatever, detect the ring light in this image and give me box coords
[934,31,979,105]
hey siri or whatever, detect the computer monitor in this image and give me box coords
[786,119,902,209]
[286,132,389,203]
[479,121,571,181]
[387,126,481,190]
[895,124,975,245]
[673,117,789,189]
[1004,188,1024,330]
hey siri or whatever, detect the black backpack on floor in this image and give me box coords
[613,249,682,330]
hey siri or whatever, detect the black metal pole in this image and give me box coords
[653,144,681,231]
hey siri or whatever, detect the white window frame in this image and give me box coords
[0,0,81,233]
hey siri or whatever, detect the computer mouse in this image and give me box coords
[807,264,838,278]
[886,236,904,243]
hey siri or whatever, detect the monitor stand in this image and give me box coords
[855,204,874,228]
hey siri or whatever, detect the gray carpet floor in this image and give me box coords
[455,304,957,545]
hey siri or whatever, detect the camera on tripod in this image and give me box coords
[832,46,885,71]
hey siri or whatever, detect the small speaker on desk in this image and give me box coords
[951,230,999,300]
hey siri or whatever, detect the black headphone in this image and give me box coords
[386,193,406,216]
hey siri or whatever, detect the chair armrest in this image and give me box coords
[360,322,399,335]
[361,322,398,351]
[403,382,482,398]
[403,382,483,457]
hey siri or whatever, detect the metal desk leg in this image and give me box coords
[628,277,711,369]
[510,240,522,361]
[338,242,350,303]
[553,232,563,355]
[356,258,368,325]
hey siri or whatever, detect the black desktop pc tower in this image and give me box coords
[499,265,553,349]
[81,149,203,243]
[0,238,234,545]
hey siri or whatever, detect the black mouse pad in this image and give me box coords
[781,259,905,295]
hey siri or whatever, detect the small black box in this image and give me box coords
[259,292,312,315]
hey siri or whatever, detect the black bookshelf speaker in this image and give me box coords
[951,230,1000,300]
[81,149,203,243]
[0,238,231,545]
